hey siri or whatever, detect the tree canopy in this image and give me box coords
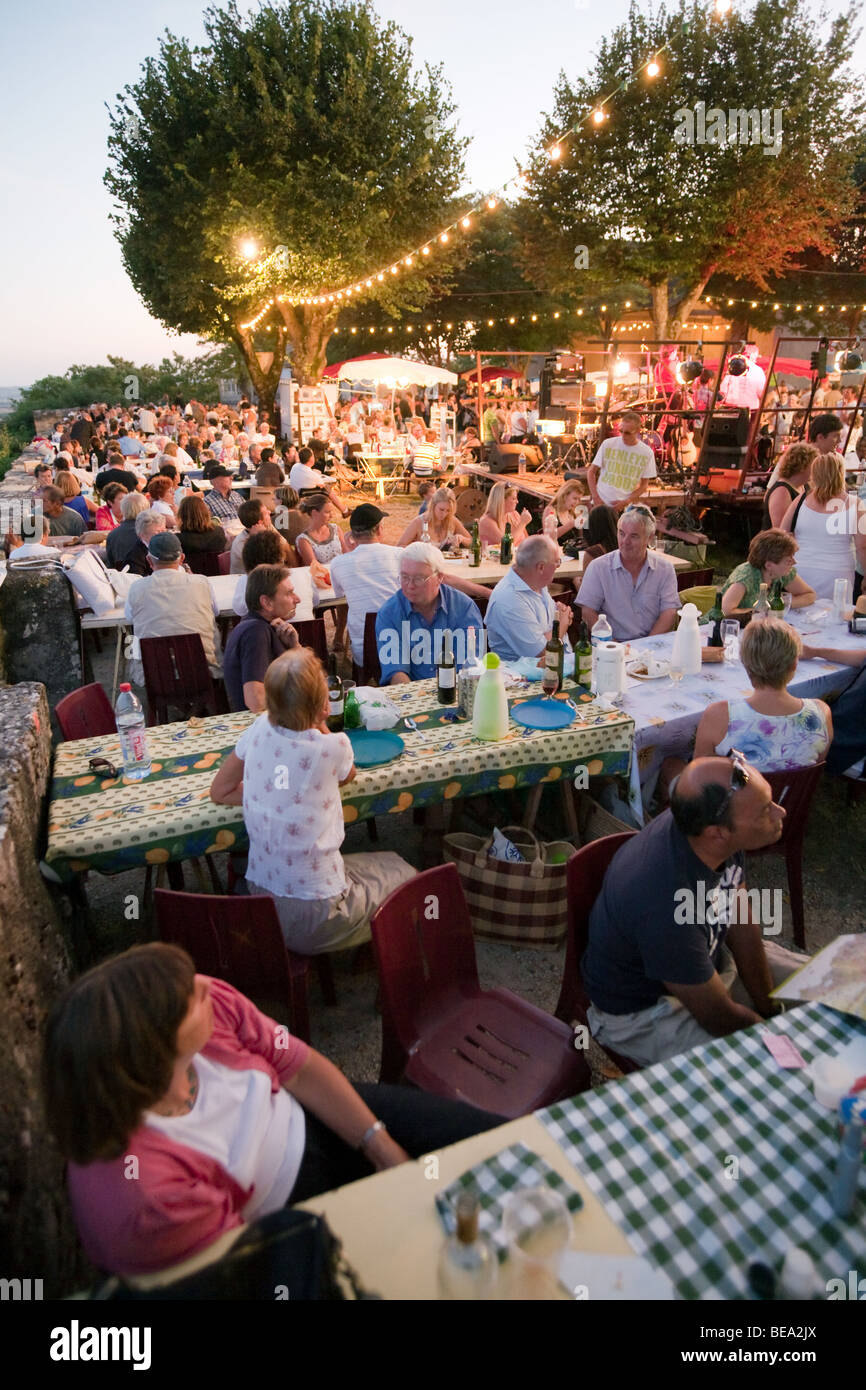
[105,0,467,408]
[518,0,865,339]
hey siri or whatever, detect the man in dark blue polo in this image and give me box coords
[375,542,484,683]
[223,564,299,712]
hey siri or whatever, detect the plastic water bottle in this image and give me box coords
[518,450,527,475]
[115,683,151,780]
[590,613,612,690]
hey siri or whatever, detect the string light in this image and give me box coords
[461,216,472,229]
[646,60,660,77]
[549,144,562,160]
[715,0,732,14]
[592,108,606,125]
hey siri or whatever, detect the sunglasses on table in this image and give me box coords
[88,757,119,780]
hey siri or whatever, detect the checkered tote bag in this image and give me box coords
[442,826,575,948]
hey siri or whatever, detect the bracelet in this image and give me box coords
[358,1119,386,1152]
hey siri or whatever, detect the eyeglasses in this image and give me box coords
[401,570,436,586]
[88,757,119,780]
[710,748,751,825]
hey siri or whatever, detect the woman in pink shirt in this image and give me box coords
[43,944,503,1277]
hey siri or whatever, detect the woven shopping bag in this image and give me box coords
[442,825,575,948]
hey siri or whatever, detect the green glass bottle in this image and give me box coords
[499,521,513,565]
[344,688,362,729]
[573,621,592,687]
[470,520,482,568]
[706,590,725,648]
[770,579,785,612]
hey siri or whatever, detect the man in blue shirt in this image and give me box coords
[484,534,573,661]
[117,428,144,458]
[376,542,484,683]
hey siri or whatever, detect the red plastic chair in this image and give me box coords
[216,549,232,576]
[55,683,116,740]
[154,889,336,1044]
[293,618,328,670]
[140,633,225,725]
[352,611,382,687]
[185,549,223,578]
[676,567,713,591]
[370,864,589,1117]
[554,832,641,1077]
[748,762,824,949]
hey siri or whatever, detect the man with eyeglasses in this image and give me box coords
[376,542,483,683]
[582,753,808,1067]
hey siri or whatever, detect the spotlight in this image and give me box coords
[835,349,863,372]
[728,355,748,376]
[677,359,704,384]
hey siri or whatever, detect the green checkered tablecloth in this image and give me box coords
[538,1003,866,1300]
[45,678,633,880]
[435,1142,583,1263]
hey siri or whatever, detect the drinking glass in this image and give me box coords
[669,662,684,687]
[501,1186,572,1300]
[720,620,740,662]
[781,590,793,618]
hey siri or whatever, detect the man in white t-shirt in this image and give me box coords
[288,448,348,516]
[587,411,657,511]
[328,504,402,660]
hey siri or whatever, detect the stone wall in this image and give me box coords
[0,683,87,1295]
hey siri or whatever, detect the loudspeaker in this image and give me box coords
[706,410,750,448]
[487,443,545,473]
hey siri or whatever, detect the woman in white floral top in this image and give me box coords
[210,648,413,953]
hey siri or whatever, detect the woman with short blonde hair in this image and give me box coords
[694,618,831,770]
[780,451,866,600]
[210,646,415,955]
[478,481,531,547]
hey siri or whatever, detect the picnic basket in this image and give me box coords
[442,825,575,948]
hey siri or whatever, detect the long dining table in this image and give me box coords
[44,677,635,882]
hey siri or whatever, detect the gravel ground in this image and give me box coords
[72,481,866,1086]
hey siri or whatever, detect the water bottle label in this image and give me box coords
[129,732,146,762]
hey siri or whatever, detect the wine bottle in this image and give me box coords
[499,521,513,565]
[326,654,344,731]
[543,619,564,695]
[470,520,482,567]
[770,579,785,612]
[706,590,725,648]
[437,629,456,704]
[752,582,771,621]
[574,620,592,688]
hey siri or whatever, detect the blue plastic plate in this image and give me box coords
[346,729,406,768]
[511,697,576,730]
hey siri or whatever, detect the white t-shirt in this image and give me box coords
[235,716,353,900]
[145,1055,305,1219]
[329,543,403,657]
[590,437,657,504]
[289,462,327,492]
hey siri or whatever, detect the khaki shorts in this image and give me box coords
[248,851,415,955]
[587,942,808,1067]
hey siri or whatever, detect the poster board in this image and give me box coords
[291,385,334,445]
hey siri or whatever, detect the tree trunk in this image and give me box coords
[278,305,339,385]
[231,324,286,420]
[650,282,669,341]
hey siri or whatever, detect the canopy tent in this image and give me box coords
[322,354,458,387]
[458,365,525,384]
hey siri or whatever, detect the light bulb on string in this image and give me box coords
[549,144,562,160]
[461,216,471,229]
[592,109,606,125]
[440,232,449,243]
[715,0,732,14]
[487,197,497,210]
[646,59,660,77]
[422,246,430,256]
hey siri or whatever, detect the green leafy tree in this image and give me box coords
[105,0,466,417]
[518,0,864,340]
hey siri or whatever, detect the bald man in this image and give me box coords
[582,754,808,1066]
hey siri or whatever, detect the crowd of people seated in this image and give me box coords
[21,390,866,1287]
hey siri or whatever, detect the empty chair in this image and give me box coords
[748,761,824,949]
[370,864,589,1117]
[676,567,714,591]
[55,683,116,740]
[555,832,641,1077]
[293,617,328,670]
[140,633,223,725]
[154,889,336,1044]
[216,549,232,576]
